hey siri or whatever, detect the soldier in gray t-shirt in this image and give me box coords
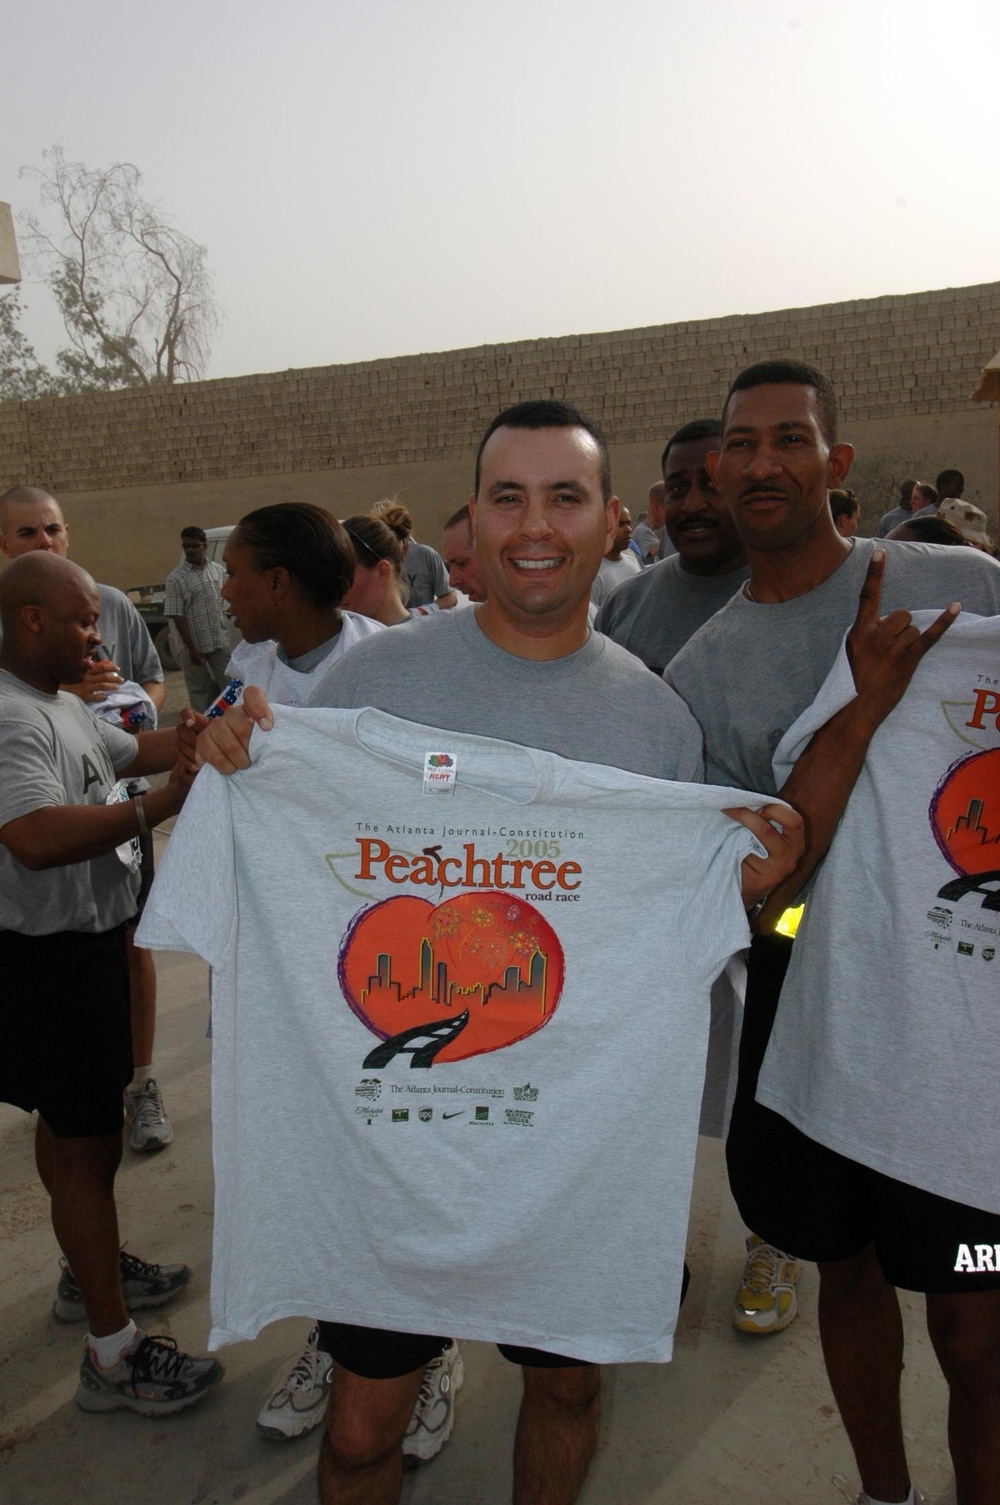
[0,552,220,1419]
[666,360,1000,1505]
[0,485,171,1153]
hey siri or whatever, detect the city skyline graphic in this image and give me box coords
[930,748,1000,876]
[947,797,1000,850]
[339,891,565,1065]
[364,938,549,1018]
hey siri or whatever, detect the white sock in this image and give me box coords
[127,1067,153,1094]
[863,1489,915,1505]
[87,1319,138,1369]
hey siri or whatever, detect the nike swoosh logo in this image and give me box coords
[442,1111,464,1120]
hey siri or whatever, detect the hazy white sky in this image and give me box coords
[4,0,999,381]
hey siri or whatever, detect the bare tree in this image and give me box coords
[20,147,221,389]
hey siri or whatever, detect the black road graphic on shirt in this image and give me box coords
[362,1010,470,1069]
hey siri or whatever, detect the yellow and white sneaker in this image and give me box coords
[732,1234,801,1334]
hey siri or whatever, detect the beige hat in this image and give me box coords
[938,497,993,549]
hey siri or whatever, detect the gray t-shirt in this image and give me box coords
[310,606,705,782]
[589,553,641,609]
[95,584,163,684]
[402,540,450,607]
[665,537,1000,791]
[630,521,677,564]
[596,555,750,674]
[0,671,141,934]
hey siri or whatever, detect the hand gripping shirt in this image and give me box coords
[137,706,772,1362]
[757,614,1000,1214]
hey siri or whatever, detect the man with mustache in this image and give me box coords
[597,424,803,1337]
[595,420,748,675]
[666,360,1000,1505]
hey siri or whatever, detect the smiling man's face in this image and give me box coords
[470,424,617,654]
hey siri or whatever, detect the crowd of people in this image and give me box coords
[1,358,999,1505]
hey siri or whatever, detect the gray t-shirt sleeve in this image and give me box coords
[0,714,73,825]
[0,704,134,825]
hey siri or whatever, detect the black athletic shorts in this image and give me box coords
[316,1322,592,1378]
[727,934,1000,1294]
[0,924,133,1138]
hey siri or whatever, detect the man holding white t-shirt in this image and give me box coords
[185,394,954,1505]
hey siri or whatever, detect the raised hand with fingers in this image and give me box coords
[846,548,959,731]
[752,551,960,929]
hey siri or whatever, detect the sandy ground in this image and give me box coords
[0,675,959,1504]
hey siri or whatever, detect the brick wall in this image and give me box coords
[1,280,997,587]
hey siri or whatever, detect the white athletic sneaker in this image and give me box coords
[256,1326,334,1440]
[125,1078,174,1153]
[402,1340,465,1465]
[832,1475,927,1505]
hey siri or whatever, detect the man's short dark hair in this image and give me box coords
[935,469,964,497]
[444,503,471,531]
[181,526,207,543]
[722,360,839,444]
[660,419,723,476]
[474,400,612,501]
[898,478,917,505]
